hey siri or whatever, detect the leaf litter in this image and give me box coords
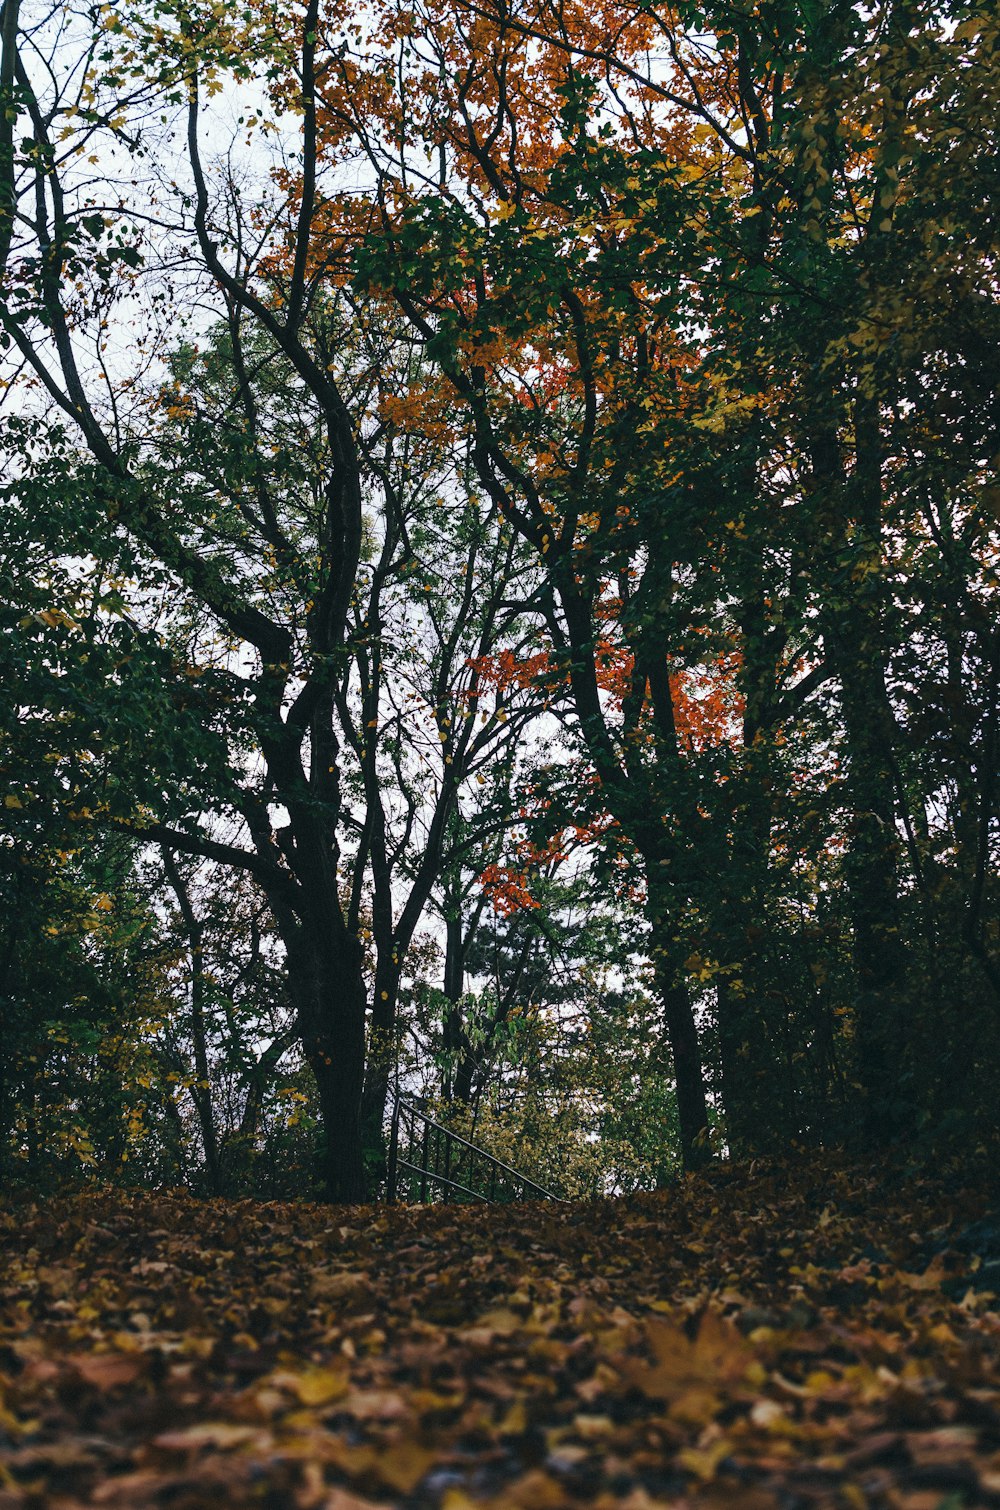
[1,1155,998,1509]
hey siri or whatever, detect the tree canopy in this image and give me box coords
[0,0,997,1198]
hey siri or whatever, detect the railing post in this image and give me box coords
[420,1113,430,1202]
[406,1103,416,1200]
[387,1091,400,1203]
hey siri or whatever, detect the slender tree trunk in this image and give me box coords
[359,954,403,1197]
[647,874,711,1171]
[453,1053,477,1108]
[223,1028,295,1190]
[657,963,712,1171]
[0,890,21,1188]
[710,460,797,1153]
[0,1018,12,1186]
[712,799,790,1154]
[716,975,758,1157]
[834,639,905,1137]
[162,851,223,1193]
[441,909,465,1101]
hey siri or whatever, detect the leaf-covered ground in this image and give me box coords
[1,1157,999,1509]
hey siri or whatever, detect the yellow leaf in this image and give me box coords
[442,1493,481,1510]
[375,1439,437,1493]
[500,1398,527,1434]
[678,1435,732,1479]
[473,1306,521,1334]
[286,1365,350,1406]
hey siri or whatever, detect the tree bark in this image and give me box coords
[808,392,907,1141]
[645,868,711,1171]
[286,926,368,1203]
[656,959,712,1171]
[829,617,906,1134]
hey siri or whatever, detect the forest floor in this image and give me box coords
[1,1155,999,1510]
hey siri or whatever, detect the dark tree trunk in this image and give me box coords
[285,908,368,1203]
[716,974,760,1157]
[810,391,907,1141]
[711,791,789,1156]
[646,908,711,1171]
[831,624,906,1136]
[660,974,711,1170]
[313,1047,366,1204]
[453,1053,477,1108]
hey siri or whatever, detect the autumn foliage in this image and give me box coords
[2,1154,999,1507]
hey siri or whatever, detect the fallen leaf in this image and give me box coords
[153,1422,271,1451]
[70,1353,145,1390]
[312,1270,370,1300]
[273,1365,350,1406]
[621,1310,749,1401]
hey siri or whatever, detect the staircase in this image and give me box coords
[386,1091,562,1204]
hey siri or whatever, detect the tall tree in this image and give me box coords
[296,0,999,1157]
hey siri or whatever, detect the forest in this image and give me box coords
[0,0,998,1209]
[2,2,1000,1506]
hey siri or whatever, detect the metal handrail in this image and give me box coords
[386,1090,563,1204]
[392,1157,490,1203]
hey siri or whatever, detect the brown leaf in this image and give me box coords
[91,1470,166,1504]
[459,1306,521,1339]
[621,1310,750,1401]
[321,1491,395,1510]
[312,1270,371,1301]
[152,1422,271,1452]
[339,1387,411,1421]
[69,1353,145,1390]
